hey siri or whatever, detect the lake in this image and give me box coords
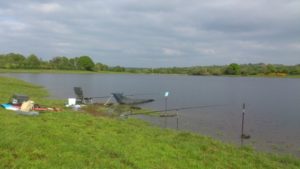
[2,73,300,156]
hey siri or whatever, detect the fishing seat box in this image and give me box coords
[10,94,29,105]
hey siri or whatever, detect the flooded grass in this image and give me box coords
[0,76,299,168]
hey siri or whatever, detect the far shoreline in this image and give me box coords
[1,68,300,79]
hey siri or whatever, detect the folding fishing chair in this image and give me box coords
[73,87,93,104]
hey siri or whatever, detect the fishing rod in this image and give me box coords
[129,104,228,116]
[88,92,160,99]
[88,96,111,99]
[125,92,161,97]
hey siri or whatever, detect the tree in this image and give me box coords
[261,64,276,74]
[110,66,125,72]
[77,56,95,71]
[95,63,109,71]
[225,63,240,75]
[25,54,41,69]
[208,66,223,76]
[69,57,79,70]
[50,56,73,70]
[0,53,26,69]
[289,65,300,75]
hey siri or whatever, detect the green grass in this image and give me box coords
[0,76,299,168]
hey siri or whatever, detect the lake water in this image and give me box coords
[2,73,300,156]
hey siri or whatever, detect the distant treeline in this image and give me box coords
[0,53,108,71]
[150,63,300,76]
[1,53,300,76]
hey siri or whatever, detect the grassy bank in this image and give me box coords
[0,76,299,168]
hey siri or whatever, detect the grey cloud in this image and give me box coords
[0,0,299,67]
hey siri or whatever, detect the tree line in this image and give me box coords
[124,63,300,76]
[181,63,300,76]
[0,53,108,71]
[1,53,300,76]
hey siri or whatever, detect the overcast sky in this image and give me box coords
[0,0,299,67]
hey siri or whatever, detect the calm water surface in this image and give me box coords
[2,73,300,156]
